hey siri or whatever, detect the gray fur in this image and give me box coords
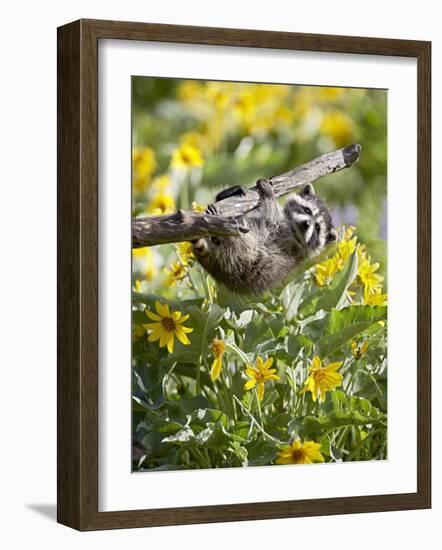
[193,180,337,295]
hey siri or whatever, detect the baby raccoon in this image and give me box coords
[193,179,338,295]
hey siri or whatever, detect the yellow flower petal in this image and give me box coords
[175,328,191,346]
[146,310,162,321]
[324,361,343,372]
[246,366,258,378]
[148,331,162,343]
[166,332,174,353]
[257,382,265,401]
[244,379,256,391]
[210,356,222,381]
[143,322,162,331]
[312,356,322,370]
[155,300,170,318]
[176,314,190,324]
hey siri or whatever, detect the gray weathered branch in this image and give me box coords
[132,143,361,248]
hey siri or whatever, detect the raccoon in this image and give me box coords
[192,178,337,295]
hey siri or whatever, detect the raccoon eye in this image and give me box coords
[315,223,320,233]
[303,207,312,216]
[211,237,221,246]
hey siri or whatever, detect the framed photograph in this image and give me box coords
[57,19,431,531]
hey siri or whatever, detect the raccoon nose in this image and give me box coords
[193,238,209,257]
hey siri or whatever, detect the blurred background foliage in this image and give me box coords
[132,77,387,290]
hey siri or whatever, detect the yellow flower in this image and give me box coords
[178,80,204,101]
[132,246,150,258]
[302,356,343,402]
[316,87,344,102]
[276,439,324,465]
[144,301,193,353]
[337,236,357,265]
[234,91,256,118]
[343,226,356,240]
[133,146,157,191]
[133,279,142,293]
[321,111,354,146]
[148,192,176,216]
[206,82,230,111]
[171,143,204,169]
[132,247,157,281]
[244,356,280,401]
[176,241,195,265]
[132,324,145,342]
[351,340,369,360]
[191,201,206,213]
[356,243,367,264]
[210,338,227,381]
[359,258,384,293]
[152,174,171,191]
[314,257,340,287]
[164,261,187,287]
[363,288,388,306]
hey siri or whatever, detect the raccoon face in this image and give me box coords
[284,184,338,253]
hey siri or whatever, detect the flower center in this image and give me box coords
[161,317,176,332]
[212,339,226,357]
[291,448,306,462]
[313,370,326,383]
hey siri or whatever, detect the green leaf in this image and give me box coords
[243,315,273,352]
[300,409,386,438]
[188,408,229,430]
[316,305,386,357]
[280,282,305,321]
[246,439,278,466]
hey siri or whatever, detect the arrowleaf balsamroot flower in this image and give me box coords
[210,338,226,381]
[147,192,176,216]
[351,340,369,360]
[244,356,279,401]
[314,257,339,287]
[303,356,343,403]
[176,242,195,265]
[363,288,388,306]
[358,258,384,294]
[276,439,324,465]
[171,143,204,169]
[164,261,187,287]
[144,300,193,353]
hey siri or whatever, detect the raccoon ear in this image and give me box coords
[327,228,338,244]
[301,183,315,197]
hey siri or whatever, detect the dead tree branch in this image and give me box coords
[132,143,361,248]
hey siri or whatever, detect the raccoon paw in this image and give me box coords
[205,203,219,216]
[256,178,274,198]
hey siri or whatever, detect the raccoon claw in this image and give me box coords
[256,178,275,198]
[215,185,246,202]
[205,203,218,216]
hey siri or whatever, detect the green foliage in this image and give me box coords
[132,249,388,470]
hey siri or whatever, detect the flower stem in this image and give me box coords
[225,342,249,366]
[233,395,283,444]
[196,358,201,395]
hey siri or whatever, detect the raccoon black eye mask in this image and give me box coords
[193,179,337,295]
